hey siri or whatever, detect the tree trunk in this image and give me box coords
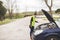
[8,9,13,19]
[44,0,53,17]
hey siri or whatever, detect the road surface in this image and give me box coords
[0,16,51,40]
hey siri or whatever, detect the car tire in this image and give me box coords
[46,36,60,40]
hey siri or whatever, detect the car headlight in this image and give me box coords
[34,30,43,36]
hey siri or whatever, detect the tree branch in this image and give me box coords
[45,0,50,7]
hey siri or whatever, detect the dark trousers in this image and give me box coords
[30,26,34,36]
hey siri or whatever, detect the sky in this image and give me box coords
[0,0,60,12]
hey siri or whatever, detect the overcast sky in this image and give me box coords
[1,0,60,12]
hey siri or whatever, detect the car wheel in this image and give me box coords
[46,36,60,40]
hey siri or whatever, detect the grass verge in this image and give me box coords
[0,19,13,25]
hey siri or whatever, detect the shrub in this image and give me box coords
[0,1,7,21]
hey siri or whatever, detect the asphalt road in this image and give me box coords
[0,16,59,40]
[0,17,31,40]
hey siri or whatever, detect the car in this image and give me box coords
[31,9,60,40]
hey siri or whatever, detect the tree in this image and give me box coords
[55,9,60,18]
[55,9,60,13]
[44,0,53,16]
[0,1,7,21]
[6,0,16,19]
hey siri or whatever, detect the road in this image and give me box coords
[0,16,54,40]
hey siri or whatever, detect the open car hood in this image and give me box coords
[42,9,58,27]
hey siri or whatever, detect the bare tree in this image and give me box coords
[44,0,53,16]
[15,1,19,18]
[6,0,16,19]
